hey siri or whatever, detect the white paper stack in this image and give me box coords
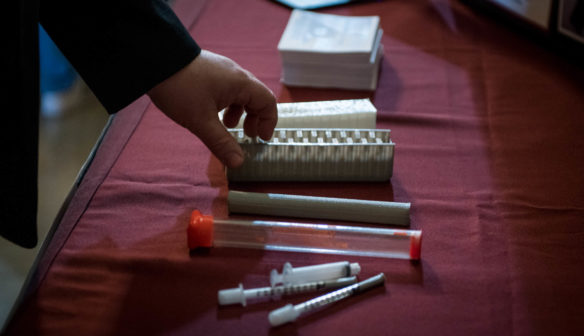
[278,10,383,91]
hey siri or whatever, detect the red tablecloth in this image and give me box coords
[7,0,584,335]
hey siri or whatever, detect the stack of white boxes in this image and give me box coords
[278,9,383,91]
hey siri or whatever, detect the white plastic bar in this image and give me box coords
[270,261,361,287]
[217,276,357,306]
[269,273,386,327]
[228,190,410,227]
[226,128,394,182]
[219,99,377,129]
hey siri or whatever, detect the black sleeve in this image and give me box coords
[1,1,40,248]
[39,0,201,113]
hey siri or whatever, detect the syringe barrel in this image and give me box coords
[270,261,360,287]
[188,210,422,260]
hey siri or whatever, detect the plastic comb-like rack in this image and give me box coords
[219,99,377,129]
[227,128,394,182]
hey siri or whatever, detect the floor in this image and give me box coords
[0,82,109,330]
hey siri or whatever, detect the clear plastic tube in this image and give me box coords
[188,211,422,260]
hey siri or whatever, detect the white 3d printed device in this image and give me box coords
[226,128,394,182]
[219,99,377,129]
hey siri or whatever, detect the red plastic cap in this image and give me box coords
[188,210,214,249]
[409,230,422,260]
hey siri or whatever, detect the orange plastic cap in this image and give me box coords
[188,210,214,249]
[409,230,422,260]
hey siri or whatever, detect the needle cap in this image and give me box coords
[188,210,214,249]
[269,304,300,327]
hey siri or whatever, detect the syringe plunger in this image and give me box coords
[218,276,358,306]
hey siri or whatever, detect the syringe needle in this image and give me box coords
[268,273,386,327]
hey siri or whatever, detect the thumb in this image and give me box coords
[194,118,244,168]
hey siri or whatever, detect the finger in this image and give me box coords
[243,112,259,138]
[238,79,278,140]
[222,104,245,128]
[194,117,244,168]
[257,107,278,140]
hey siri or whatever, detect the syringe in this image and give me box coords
[188,210,422,260]
[218,276,357,306]
[269,273,386,327]
[270,261,361,287]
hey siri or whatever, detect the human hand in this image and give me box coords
[148,50,277,168]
